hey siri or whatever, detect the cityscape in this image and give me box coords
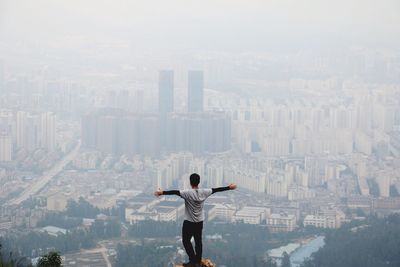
[1,1,400,267]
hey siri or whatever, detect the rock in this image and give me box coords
[201,259,216,267]
[174,259,216,267]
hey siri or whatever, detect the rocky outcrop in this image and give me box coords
[174,259,216,267]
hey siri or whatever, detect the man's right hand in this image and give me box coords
[228,183,237,190]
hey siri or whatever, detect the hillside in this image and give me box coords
[301,214,400,267]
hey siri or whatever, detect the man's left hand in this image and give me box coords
[154,189,163,197]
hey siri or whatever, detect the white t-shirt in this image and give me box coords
[179,188,213,222]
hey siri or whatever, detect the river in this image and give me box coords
[267,235,325,267]
[290,236,325,267]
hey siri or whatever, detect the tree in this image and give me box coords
[265,257,277,267]
[65,197,106,218]
[281,252,291,267]
[37,251,62,267]
[0,243,33,267]
[367,179,380,197]
[301,214,400,267]
[390,185,399,197]
[115,242,174,267]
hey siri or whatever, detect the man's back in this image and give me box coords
[180,188,212,222]
[154,175,237,267]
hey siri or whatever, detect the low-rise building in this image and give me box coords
[207,204,236,222]
[125,198,184,223]
[303,209,346,229]
[46,193,70,211]
[266,213,296,232]
[155,207,177,221]
[39,226,68,236]
[233,206,270,225]
[304,215,336,228]
[346,196,372,209]
[154,200,185,221]
[0,220,12,230]
[127,211,158,224]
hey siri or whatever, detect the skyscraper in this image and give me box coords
[0,59,4,94]
[188,70,204,113]
[40,112,56,151]
[158,70,174,115]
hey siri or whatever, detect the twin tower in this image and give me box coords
[158,70,204,115]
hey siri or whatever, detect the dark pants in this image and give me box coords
[182,220,203,263]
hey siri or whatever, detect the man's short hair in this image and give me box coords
[190,173,200,186]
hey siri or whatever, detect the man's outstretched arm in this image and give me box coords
[212,183,237,194]
[154,189,180,197]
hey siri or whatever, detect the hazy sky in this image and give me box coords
[1,0,399,51]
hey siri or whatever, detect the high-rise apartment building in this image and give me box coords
[0,134,12,162]
[16,111,27,148]
[81,109,161,157]
[40,112,56,151]
[158,70,174,115]
[81,113,98,149]
[0,111,12,139]
[138,115,160,156]
[0,60,4,94]
[159,70,174,149]
[26,114,40,152]
[188,70,204,113]
[97,115,117,154]
[167,112,231,154]
[117,116,139,156]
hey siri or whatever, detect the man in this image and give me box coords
[154,173,237,267]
